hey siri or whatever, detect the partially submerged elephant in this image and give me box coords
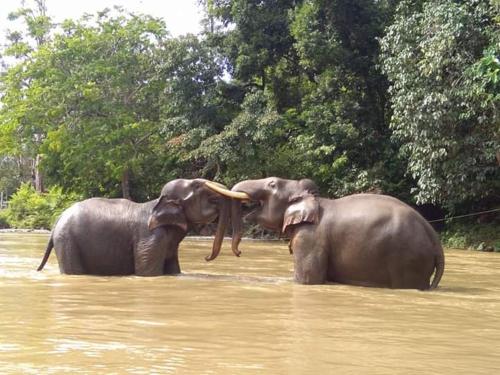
[206,177,445,289]
[37,179,230,276]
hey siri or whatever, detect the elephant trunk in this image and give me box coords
[204,181,249,257]
[205,197,230,261]
[231,199,243,257]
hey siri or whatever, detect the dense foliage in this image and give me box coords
[0,157,31,196]
[380,0,500,209]
[440,220,500,252]
[0,183,81,229]
[0,0,498,222]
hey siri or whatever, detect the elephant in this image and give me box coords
[205,177,445,289]
[37,179,230,276]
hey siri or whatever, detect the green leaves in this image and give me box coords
[192,89,285,180]
[380,0,500,208]
[0,9,173,199]
[1,0,496,214]
[1,183,82,229]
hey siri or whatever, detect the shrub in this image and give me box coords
[0,210,10,229]
[2,183,82,229]
[440,220,500,251]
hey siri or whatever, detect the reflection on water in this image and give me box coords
[1,233,500,374]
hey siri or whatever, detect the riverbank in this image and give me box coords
[2,222,498,251]
[439,221,500,252]
[0,228,50,234]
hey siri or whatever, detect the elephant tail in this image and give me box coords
[429,251,445,289]
[37,235,54,271]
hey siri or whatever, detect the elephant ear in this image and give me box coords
[148,197,188,232]
[282,195,319,234]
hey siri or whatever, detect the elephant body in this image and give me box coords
[218,177,444,289]
[38,179,230,276]
[47,198,183,276]
[290,194,443,288]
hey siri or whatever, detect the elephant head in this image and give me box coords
[148,178,230,261]
[205,177,320,256]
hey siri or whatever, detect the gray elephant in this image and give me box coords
[37,179,230,276]
[206,177,445,289]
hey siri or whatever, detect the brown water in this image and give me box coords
[1,233,500,374]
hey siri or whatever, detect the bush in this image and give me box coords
[440,220,500,252]
[0,210,10,229]
[2,183,82,229]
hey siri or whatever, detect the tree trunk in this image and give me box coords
[34,154,44,193]
[121,167,131,200]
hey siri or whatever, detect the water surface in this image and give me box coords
[1,233,499,374]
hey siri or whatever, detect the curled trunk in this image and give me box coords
[231,199,243,256]
[205,197,230,261]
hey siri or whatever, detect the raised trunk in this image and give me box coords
[205,198,231,261]
[231,199,243,256]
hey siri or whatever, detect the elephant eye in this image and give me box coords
[269,180,276,188]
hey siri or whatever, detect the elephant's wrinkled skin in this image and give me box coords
[217,177,445,289]
[37,179,230,276]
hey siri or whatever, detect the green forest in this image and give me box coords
[0,0,499,248]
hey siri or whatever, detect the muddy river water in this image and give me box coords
[1,233,499,374]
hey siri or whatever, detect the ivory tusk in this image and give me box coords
[204,181,251,200]
[206,180,228,189]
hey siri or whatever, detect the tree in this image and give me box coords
[0,157,31,197]
[192,89,291,182]
[286,0,412,197]
[204,0,298,88]
[201,0,407,196]
[1,8,174,200]
[0,0,52,193]
[380,0,500,209]
[158,34,244,179]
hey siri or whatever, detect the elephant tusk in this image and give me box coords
[204,181,251,200]
[205,180,228,189]
[198,178,228,189]
[182,191,194,201]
